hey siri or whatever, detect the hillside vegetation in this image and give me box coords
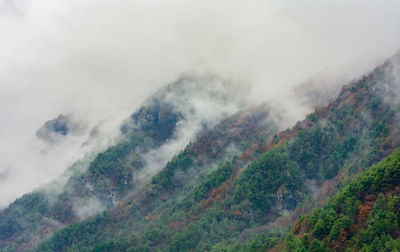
[277,148,400,251]
[1,53,400,251]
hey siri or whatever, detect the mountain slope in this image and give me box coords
[32,102,281,252]
[31,52,400,251]
[0,75,248,251]
[277,148,400,251]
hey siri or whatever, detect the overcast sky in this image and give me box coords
[0,0,399,208]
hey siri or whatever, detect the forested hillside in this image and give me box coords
[1,52,400,251]
[28,53,400,251]
[1,0,400,251]
[0,76,248,251]
[276,148,400,251]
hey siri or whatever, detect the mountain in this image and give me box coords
[36,114,86,142]
[0,75,248,251]
[1,52,400,251]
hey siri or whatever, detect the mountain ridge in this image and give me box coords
[1,52,400,251]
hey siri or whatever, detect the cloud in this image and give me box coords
[0,0,400,208]
[73,196,106,220]
[135,75,248,184]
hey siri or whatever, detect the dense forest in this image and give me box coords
[1,52,400,251]
[277,148,400,251]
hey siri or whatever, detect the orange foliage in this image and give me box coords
[299,217,310,234]
[42,227,52,235]
[291,218,301,234]
[233,210,242,216]
[339,228,347,242]
[145,213,159,222]
[382,135,393,151]
[349,223,358,235]
[167,221,182,228]
[364,194,376,206]
[209,188,219,198]
[358,205,372,221]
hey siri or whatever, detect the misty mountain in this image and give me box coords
[2,0,400,251]
[1,52,400,251]
[39,52,400,251]
[0,75,248,250]
[36,114,86,143]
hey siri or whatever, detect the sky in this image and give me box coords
[0,0,400,208]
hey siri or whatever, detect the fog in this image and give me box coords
[0,0,400,208]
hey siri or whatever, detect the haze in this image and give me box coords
[0,0,399,208]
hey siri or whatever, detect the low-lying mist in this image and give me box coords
[1,0,400,208]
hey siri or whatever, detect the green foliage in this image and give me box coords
[234,147,303,213]
[309,239,327,252]
[284,233,307,252]
[328,215,352,241]
[240,234,278,252]
[358,194,399,246]
[307,113,317,122]
[208,234,279,251]
[283,148,400,251]
[0,192,48,241]
[4,55,400,252]
[192,162,233,201]
[86,98,182,199]
[169,224,202,251]
[89,141,135,196]
[36,212,110,252]
[0,218,21,241]
[29,69,398,251]
[151,150,194,190]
